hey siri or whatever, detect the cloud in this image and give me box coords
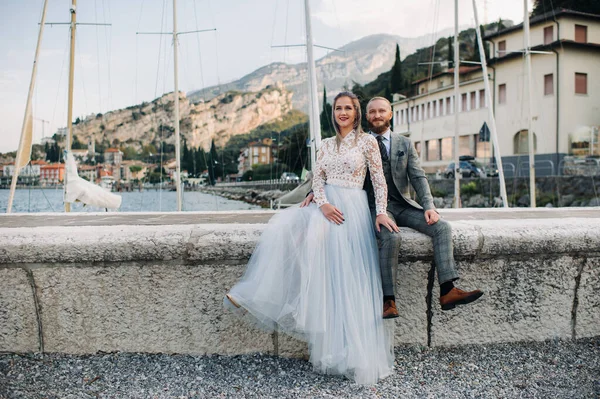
[312,0,528,38]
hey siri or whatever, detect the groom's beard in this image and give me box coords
[368,119,391,134]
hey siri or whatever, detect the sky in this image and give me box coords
[0,0,532,153]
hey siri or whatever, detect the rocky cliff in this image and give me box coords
[73,85,293,151]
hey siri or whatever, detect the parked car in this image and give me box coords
[444,156,486,178]
[281,172,300,182]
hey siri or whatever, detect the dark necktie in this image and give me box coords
[376,135,389,162]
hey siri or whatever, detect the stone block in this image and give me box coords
[430,256,578,346]
[0,268,38,352]
[186,225,263,262]
[0,225,189,264]
[393,260,430,346]
[276,332,309,359]
[472,219,600,257]
[34,263,273,355]
[576,257,600,338]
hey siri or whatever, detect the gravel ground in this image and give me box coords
[1,338,598,399]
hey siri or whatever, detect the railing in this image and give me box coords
[216,179,301,188]
[516,160,555,177]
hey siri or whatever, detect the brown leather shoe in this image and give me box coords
[440,287,483,310]
[225,293,241,309]
[383,299,400,319]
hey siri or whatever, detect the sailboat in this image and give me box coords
[6,0,121,214]
[274,0,322,208]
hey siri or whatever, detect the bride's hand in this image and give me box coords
[375,214,399,233]
[320,204,345,225]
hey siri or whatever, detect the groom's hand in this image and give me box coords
[376,214,399,233]
[424,209,439,225]
[300,192,314,208]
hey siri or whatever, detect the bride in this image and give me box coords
[225,91,397,385]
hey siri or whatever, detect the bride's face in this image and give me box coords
[334,96,356,130]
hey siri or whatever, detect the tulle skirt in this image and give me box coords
[225,184,394,385]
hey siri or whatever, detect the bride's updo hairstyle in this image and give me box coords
[331,91,364,149]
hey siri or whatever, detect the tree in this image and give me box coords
[390,44,403,94]
[447,36,455,69]
[207,139,219,185]
[470,26,489,63]
[319,87,334,137]
[121,146,138,160]
[531,0,600,16]
[72,135,86,150]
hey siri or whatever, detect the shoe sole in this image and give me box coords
[225,294,241,309]
[383,314,400,319]
[441,291,484,311]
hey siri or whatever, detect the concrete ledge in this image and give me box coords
[0,209,599,355]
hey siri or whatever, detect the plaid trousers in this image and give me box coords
[375,200,460,297]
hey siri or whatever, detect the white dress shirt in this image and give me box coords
[370,129,391,158]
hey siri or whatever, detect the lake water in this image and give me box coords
[0,189,262,213]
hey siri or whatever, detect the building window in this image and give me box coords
[544,74,554,95]
[498,40,506,56]
[446,97,452,114]
[514,130,537,154]
[479,89,486,108]
[439,80,445,88]
[426,139,440,161]
[498,84,507,104]
[575,25,587,43]
[470,91,477,110]
[461,93,467,112]
[543,26,554,45]
[575,73,587,94]
[441,137,453,161]
[426,102,431,119]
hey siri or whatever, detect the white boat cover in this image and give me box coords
[64,151,122,209]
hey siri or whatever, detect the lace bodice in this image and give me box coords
[312,131,388,215]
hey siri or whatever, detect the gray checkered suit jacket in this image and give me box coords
[365,132,434,212]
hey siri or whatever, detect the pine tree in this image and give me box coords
[208,140,219,185]
[319,87,333,137]
[181,138,190,173]
[447,36,455,69]
[390,44,403,94]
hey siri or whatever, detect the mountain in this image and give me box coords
[188,30,460,111]
[72,84,293,152]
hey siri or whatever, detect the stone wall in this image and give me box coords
[0,211,598,356]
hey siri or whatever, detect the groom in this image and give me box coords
[303,96,483,318]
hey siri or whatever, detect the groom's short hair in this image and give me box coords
[366,96,392,111]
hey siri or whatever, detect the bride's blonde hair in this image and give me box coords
[331,91,364,148]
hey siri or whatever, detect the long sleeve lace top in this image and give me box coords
[312,131,388,216]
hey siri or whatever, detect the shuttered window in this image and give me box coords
[544,74,554,96]
[575,73,587,95]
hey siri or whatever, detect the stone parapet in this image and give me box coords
[0,209,598,355]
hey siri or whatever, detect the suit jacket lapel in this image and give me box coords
[390,132,401,171]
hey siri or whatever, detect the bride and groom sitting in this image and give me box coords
[226,92,482,384]
[302,96,483,317]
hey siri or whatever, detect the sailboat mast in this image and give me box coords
[453,0,461,208]
[172,0,182,211]
[471,0,508,207]
[6,0,49,214]
[65,0,78,212]
[303,0,321,170]
[523,0,536,207]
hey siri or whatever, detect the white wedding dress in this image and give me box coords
[226,131,394,385]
